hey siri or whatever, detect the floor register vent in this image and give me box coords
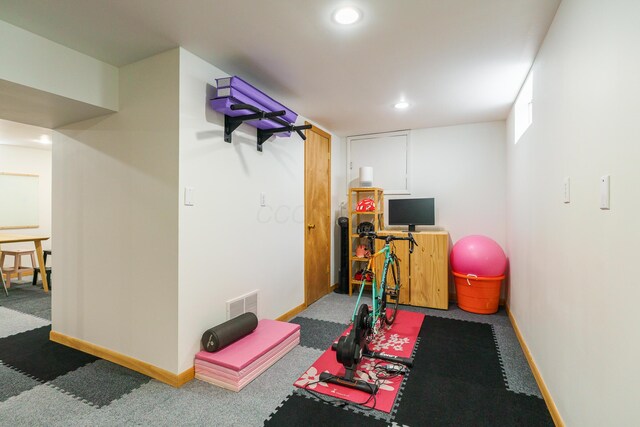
[226,290,258,320]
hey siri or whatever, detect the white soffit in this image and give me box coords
[0,118,52,151]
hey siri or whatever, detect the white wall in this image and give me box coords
[177,49,343,372]
[46,45,343,375]
[347,122,506,247]
[0,20,118,111]
[506,0,640,425]
[399,122,506,248]
[53,49,180,373]
[0,144,52,266]
[346,122,506,296]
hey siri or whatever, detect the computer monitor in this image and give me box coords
[388,198,435,232]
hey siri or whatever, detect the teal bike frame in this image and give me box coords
[321,234,415,395]
[351,242,394,328]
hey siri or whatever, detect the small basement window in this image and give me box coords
[348,130,410,194]
[514,72,533,143]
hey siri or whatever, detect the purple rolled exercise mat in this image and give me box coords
[215,87,272,114]
[210,97,292,136]
[215,76,298,124]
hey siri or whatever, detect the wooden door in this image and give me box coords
[304,123,332,306]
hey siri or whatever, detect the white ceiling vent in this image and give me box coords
[226,290,258,320]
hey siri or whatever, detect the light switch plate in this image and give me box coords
[184,187,194,206]
[563,177,570,203]
[600,175,610,210]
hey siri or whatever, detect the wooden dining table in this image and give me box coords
[0,233,50,292]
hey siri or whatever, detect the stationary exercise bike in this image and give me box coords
[320,232,417,394]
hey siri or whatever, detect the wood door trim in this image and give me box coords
[50,331,194,387]
[506,307,565,426]
[276,302,307,322]
[304,123,332,306]
[305,121,332,140]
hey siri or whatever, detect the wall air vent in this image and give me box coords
[226,290,258,320]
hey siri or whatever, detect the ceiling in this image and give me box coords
[0,0,560,136]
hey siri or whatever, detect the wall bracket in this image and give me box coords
[257,123,312,152]
[224,104,286,143]
[221,103,311,151]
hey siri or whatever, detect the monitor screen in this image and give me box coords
[388,198,435,231]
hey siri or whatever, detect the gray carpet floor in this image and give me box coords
[0,281,51,321]
[0,284,544,426]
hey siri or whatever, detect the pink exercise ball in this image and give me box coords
[450,235,507,277]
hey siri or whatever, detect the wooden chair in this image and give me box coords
[0,249,36,287]
[32,250,52,289]
[1,266,7,296]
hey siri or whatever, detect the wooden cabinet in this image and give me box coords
[377,230,449,309]
[348,187,384,295]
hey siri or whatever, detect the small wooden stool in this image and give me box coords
[0,250,36,287]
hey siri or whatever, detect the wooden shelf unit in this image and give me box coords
[348,187,384,295]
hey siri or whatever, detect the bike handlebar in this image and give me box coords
[358,231,418,253]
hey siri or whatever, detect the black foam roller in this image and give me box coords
[201,312,259,352]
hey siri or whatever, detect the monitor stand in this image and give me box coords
[407,224,416,232]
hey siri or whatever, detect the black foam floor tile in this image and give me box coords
[51,359,151,407]
[289,317,349,351]
[0,326,98,382]
[395,373,553,427]
[417,316,506,389]
[265,393,388,427]
[394,316,553,427]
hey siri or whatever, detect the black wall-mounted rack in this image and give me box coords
[223,104,311,152]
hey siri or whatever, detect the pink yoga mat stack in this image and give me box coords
[195,319,300,392]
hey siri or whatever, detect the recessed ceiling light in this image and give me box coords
[333,7,361,25]
[394,101,409,109]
